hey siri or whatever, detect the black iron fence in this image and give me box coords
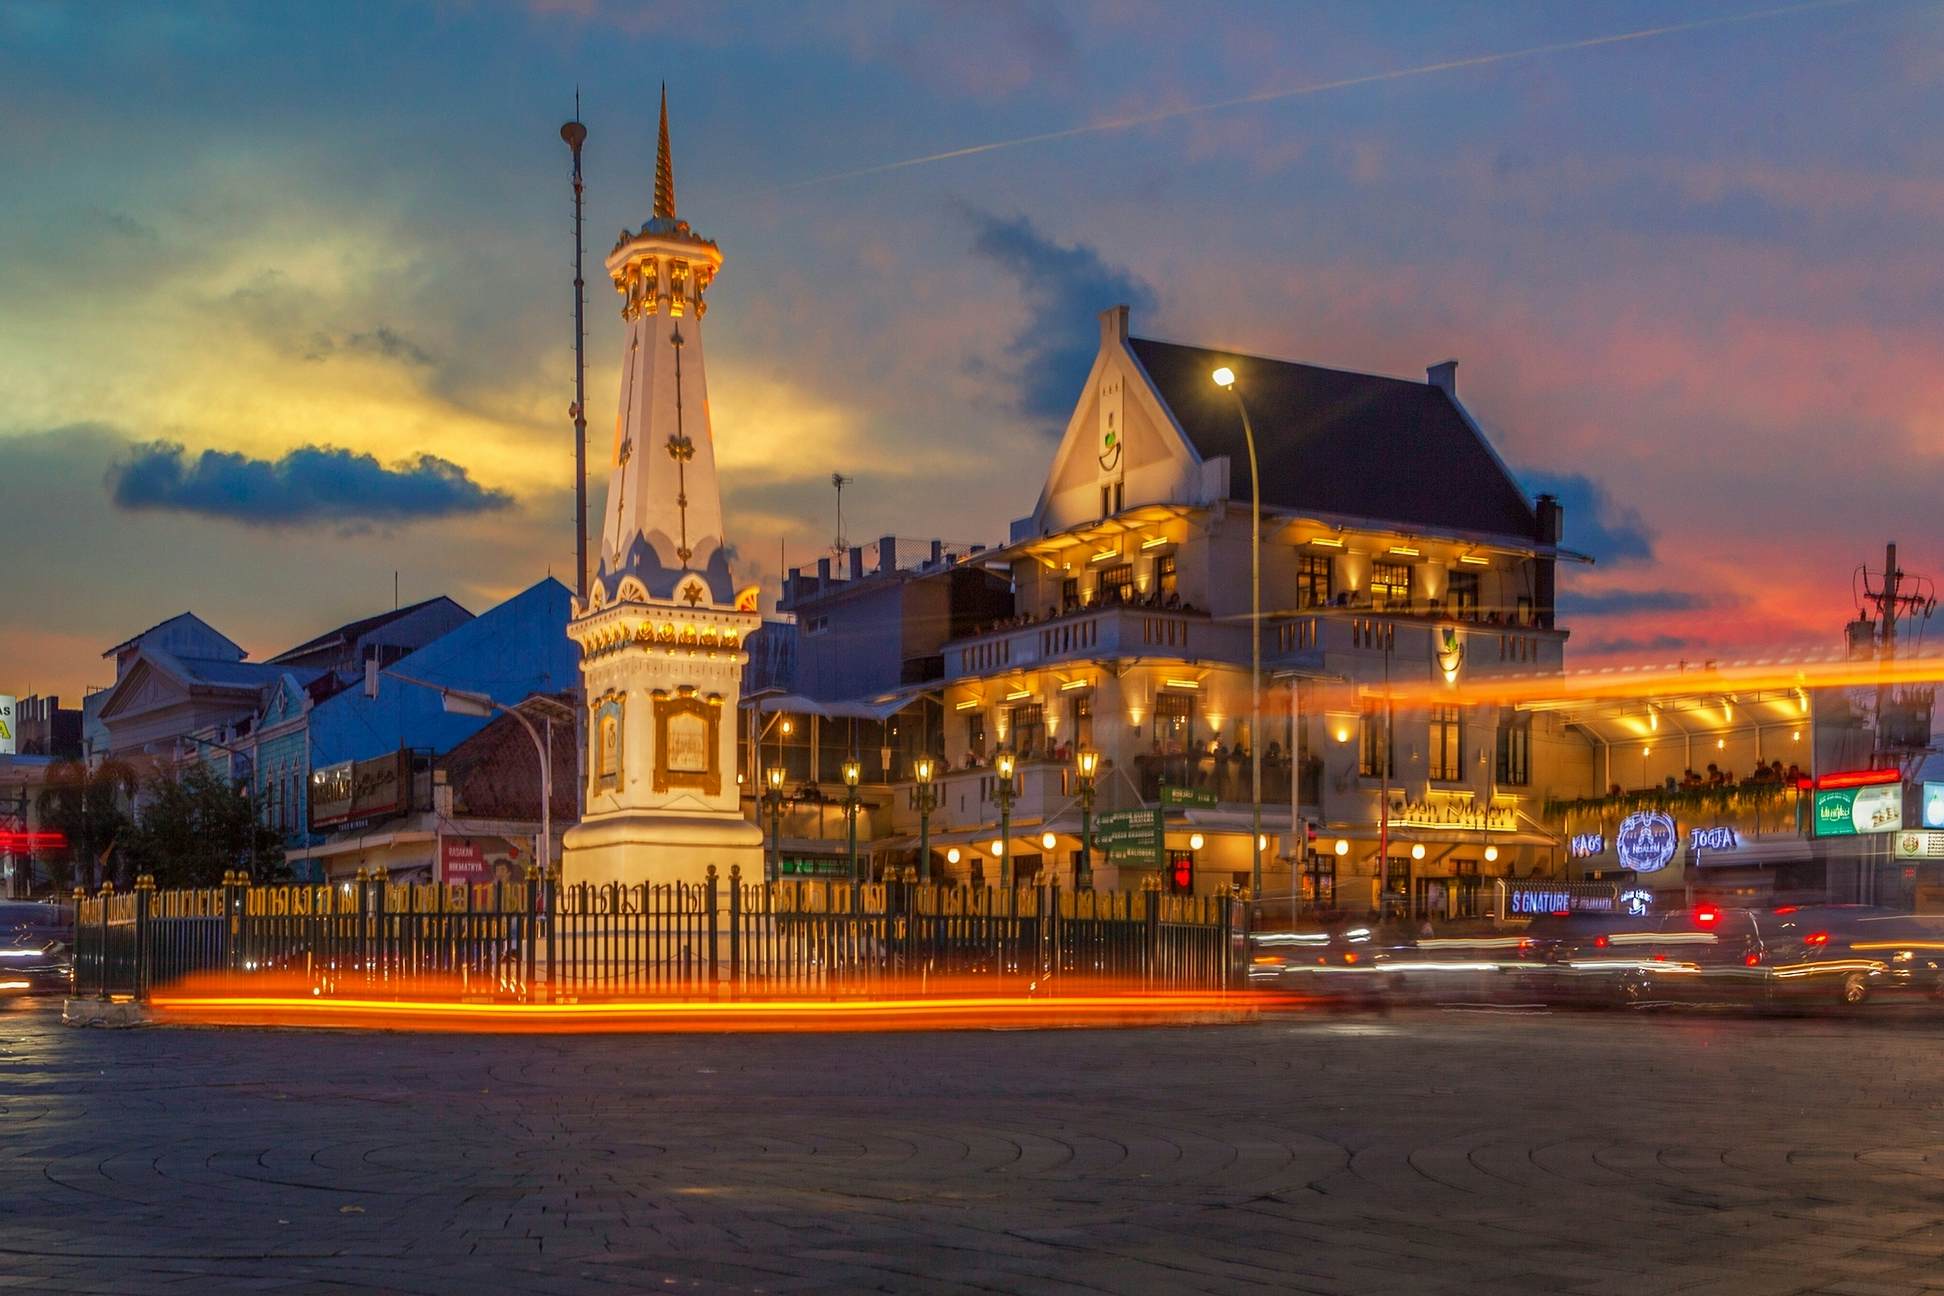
[73,867,1237,1002]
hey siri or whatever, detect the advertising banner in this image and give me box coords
[1922,782,1944,831]
[0,694,14,756]
[1813,784,1902,837]
[439,834,526,882]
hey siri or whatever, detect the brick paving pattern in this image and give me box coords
[2,1000,1941,1294]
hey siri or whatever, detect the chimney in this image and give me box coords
[929,539,943,567]
[1534,493,1563,545]
[878,535,897,574]
[816,556,830,590]
[849,545,864,581]
[1427,359,1457,396]
[1100,303,1129,345]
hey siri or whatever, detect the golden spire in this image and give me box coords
[653,83,675,221]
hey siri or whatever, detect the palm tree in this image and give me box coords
[35,759,138,891]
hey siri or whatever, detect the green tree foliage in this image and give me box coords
[125,766,288,887]
[34,758,138,891]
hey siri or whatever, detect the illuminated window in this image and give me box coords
[1154,553,1177,597]
[1429,705,1462,782]
[1370,562,1413,611]
[1297,554,1333,608]
[1060,577,1080,612]
[1098,563,1134,603]
[1448,570,1479,619]
[1155,692,1195,756]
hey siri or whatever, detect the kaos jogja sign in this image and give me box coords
[1688,826,1738,852]
[1615,810,1677,873]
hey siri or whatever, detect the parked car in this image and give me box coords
[0,901,76,997]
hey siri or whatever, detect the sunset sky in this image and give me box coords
[4,0,1941,701]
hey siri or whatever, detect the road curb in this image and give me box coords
[62,998,149,1028]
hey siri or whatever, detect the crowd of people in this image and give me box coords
[1608,758,1805,798]
[975,587,1201,637]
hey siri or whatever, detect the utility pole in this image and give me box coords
[1854,541,1937,904]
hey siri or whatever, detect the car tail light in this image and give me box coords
[1594,935,1610,949]
[1804,931,1828,948]
[1343,951,1359,965]
[1773,905,1797,915]
[1695,906,1719,925]
[1743,952,1760,967]
[1517,938,1533,952]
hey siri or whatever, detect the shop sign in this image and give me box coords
[1096,808,1164,868]
[1813,784,1902,837]
[1619,888,1653,917]
[1388,798,1517,833]
[780,857,850,878]
[0,694,13,756]
[1159,784,1215,810]
[1922,782,1944,830]
[440,834,525,882]
[1615,810,1677,874]
[1688,826,1738,852]
[1506,883,1617,915]
[1894,830,1944,860]
[1568,833,1605,859]
[310,750,411,830]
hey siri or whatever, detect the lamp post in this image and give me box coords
[842,758,862,884]
[912,754,937,883]
[994,747,1017,889]
[765,765,785,882]
[1211,365,1263,901]
[1074,748,1099,890]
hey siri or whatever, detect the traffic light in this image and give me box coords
[1167,850,1194,895]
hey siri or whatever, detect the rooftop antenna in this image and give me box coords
[830,472,854,559]
[561,93,590,601]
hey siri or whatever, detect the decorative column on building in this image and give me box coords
[561,88,763,888]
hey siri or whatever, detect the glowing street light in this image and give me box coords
[1074,747,1100,890]
[842,758,863,884]
[912,754,937,883]
[994,747,1017,888]
[1211,364,1263,902]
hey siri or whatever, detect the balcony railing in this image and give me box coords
[946,605,1238,679]
[1132,753,1300,807]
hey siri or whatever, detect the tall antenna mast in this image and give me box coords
[831,472,854,559]
[560,96,590,601]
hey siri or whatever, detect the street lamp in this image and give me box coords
[765,765,786,882]
[842,758,863,884]
[994,747,1017,889]
[1211,364,1264,902]
[912,754,937,883]
[1074,747,1099,890]
[433,682,554,882]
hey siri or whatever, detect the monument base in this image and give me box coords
[561,811,765,889]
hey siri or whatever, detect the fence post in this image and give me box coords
[727,864,742,996]
[1142,877,1160,991]
[71,887,87,999]
[523,863,540,1001]
[705,865,720,998]
[133,873,154,1001]
[544,865,559,1004]
[353,867,370,989]
[96,880,114,1000]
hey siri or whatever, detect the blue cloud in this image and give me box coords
[109,441,511,527]
[965,210,1156,428]
[1557,588,1707,615]
[1520,468,1654,564]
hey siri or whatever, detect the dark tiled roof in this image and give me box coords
[270,596,467,664]
[1128,337,1539,543]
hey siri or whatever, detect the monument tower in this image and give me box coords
[561,89,763,888]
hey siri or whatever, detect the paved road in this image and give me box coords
[3,1000,1942,1295]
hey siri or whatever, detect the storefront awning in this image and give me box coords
[751,684,938,722]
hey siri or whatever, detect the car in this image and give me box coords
[1504,912,1656,1005]
[1761,905,1944,1007]
[1247,920,1404,1005]
[0,901,76,997]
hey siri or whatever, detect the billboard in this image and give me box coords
[439,834,527,882]
[0,694,13,755]
[1922,782,1944,831]
[1813,784,1902,837]
[309,750,412,830]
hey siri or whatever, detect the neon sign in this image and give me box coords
[1569,833,1605,859]
[1688,826,1737,852]
[1620,888,1653,916]
[1615,810,1677,874]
